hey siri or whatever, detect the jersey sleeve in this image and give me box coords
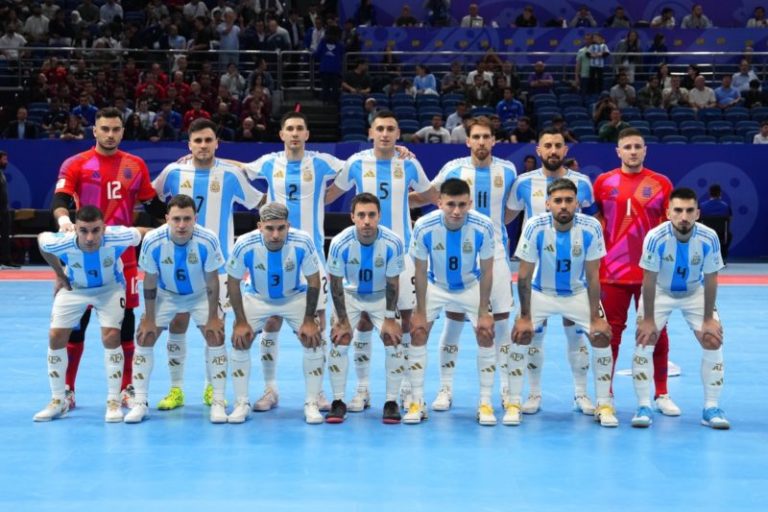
[409,224,428,261]
[312,152,345,173]
[232,168,264,209]
[152,165,174,199]
[204,237,226,273]
[430,163,451,189]
[514,219,539,263]
[639,231,662,272]
[386,242,405,278]
[38,231,73,255]
[226,240,248,280]
[243,153,271,180]
[478,221,496,260]
[326,238,345,277]
[408,159,432,193]
[592,174,605,215]
[585,221,607,261]
[104,226,142,247]
[703,233,724,274]
[54,155,82,196]
[578,177,597,215]
[300,238,320,277]
[138,237,159,275]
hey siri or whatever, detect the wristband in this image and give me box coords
[384,310,396,319]
[58,216,73,228]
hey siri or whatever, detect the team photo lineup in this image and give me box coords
[33,105,729,430]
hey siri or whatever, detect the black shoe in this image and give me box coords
[0,261,21,269]
[382,400,402,424]
[325,399,347,424]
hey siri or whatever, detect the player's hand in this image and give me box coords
[381,317,403,345]
[589,318,612,345]
[635,317,659,347]
[231,320,255,350]
[409,311,428,339]
[58,219,75,233]
[53,274,72,295]
[204,316,225,345]
[475,312,494,344]
[700,317,724,349]
[395,145,415,160]
[330,318,352,345]
[299,318,322,348]
[512,316,534,345]
[137,318,159,346]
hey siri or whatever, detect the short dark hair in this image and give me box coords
[538,126,564,140]
[168,194,197,211]
[280,111,308,129]
[188,118,218,135]
[440,178,471,197]
[547,178,577,196]
[371,110,398,125]
[709,184,722,197]
[95,107,124,125]
[670,187,698,203]
[76,205,103,222]
[618,127,644,142]
[351,192,380,213]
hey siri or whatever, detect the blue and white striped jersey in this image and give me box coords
[410,210,495,291]
[507,168,596,221]
[640,222,724,295]
[152,159,263,266]
[432,156,517,258]
[327,225,405,294]
[139,224,225,295]
[245,151,342,263]
[227,227,320,299]
[39,226,141,289]
[334,150,431,247]
[515,213,606,296]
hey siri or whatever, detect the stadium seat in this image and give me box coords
[341,94,364,107]
[699,108,722,122]
[662,135,688,144]
[579,135,600,143]
[707,120,734,137]
[531,94,557,107]
[558,94,583,107]
[736,120,760,136]
[341,106,364,118]
[719,135,745,144]
[690,135,717,143]
[620,107,641,121]
[679,120,705,131]
[670,107,696,122]
[471,107,495,117]
[341,133,368,142]
[653,125,677,138]
[572,126,595,138]
[628,120,650,130]
[398,119,420,134]
[680,126,706,138]
[750,107,768,122]
[725,108,749,123]
[643,107,668,122]
[564,111,590,123]
[644,135,660,143]
[391,94,415,107]
[745,131,759,143]
[441,93,464,106]
[415,95,440,108]
[368,93,390,108]
[393,105,416,119]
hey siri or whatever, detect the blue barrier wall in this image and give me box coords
[1,140,765,258]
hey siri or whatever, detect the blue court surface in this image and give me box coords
[0,264,766,511]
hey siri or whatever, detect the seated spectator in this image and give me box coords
[465,73,492,107]
[528,61,554,95]
[413,64,438,95]
[235,116,261,142]
[0,25,27,62]
[688,75,716,110]
[59,114,85,140]
[341,59,371,96]
[243,100,269,136]
[747,6,768,27]
[489,75,509,105]
[41,0,60,20]
[681,4,713,29]
[647,34,668,67]
[714,75,741,110]
[147,115,177,142]
[425,0,451,27]
[732,60,760,93]
[657,63,672,90]
[496,88,524,124]
[521,154,537,173]
[614,30,639,84]
[604,6,631,28]
[650,7,676,28]
[123,113,148,141]
[446,101,468,132]
[497,61,521,92]
[412,115,451,143]
[461,3,486,27]
[450,114,472,143]
[355,0,377,27]
[395,5,419,27]
[753,120,768,143]
[71,94,99,127]
[742,79,765,108]
[247,58,275,93]
[3,107,41,139]
[610,73,636,109]
[551,115,578,143]
[699,184,732,262]
[212,102,239,131]
[509,116,537,143]
[662,75,690,109]
[220,63,246,100]
[364,97,380,126]
[489,115,509,141]
[637,76,663,109]
[570,5,597,28]
[682,64,700,90]
[598,109,630,142]
[182,97,212,132]
[466,61,494,87]
[23,4,50,44]
[563,157,580,171]
[158,100,183,131]
[513,6,538,27]
[135,99,157,131]
[441,61,466,95]
[42,98,69,138]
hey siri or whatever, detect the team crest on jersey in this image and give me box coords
[572,244,582,257]
[188,252,199,264]
[285,258,295,271]
[462,239,473,253]
[691,253,701,265]
[533,189,544,197]
[393,162,403,179]
[274,170,285,178]
[374,256,385,267]
[303,171,313,182]
[181,179,192,189]
[210,180,221,193]
[642,186,652,198]
[103,257,114,267]
[493,175,503,188]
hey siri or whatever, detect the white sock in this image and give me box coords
[701,348,724,409]
[132,345,154,404]
[632,345,654,407]
[353,329,373,390]
[230,348,251,402]
[328,344,349,400]
[260,331,279,390]
[303,347,325,402]
[384,345,405,402]
[527,325,546,396]
[401,332,412,389]
[408,344,427,402]
[47,348,67,399]
[104,346,124,401]
[207,345,227,401]
[564,325,589,396]
[167,332,186,389]
[477,346,496,405]
[494,318,510,395]
[438,318,463,388]
[204,344,211,385]
[591,346,614,407]
[506,344,526,404]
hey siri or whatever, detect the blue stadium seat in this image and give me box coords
[398,119,420,133]
[341,120,365,133]
[418,105,442,117]
[441,93,464,106]
[707,120,734,137]
[725,107,749,123]
[415,95,440,108]
[662,135,688,144]
[564,111,590,123]
[393,105,416,119]
[341,94,364,107]
[342,133,368,142]
[699,108,722,122]
[736,120,760,135]
[679,120,705,131]
[745,130,759,143]
[620,107,641,121]
[341,106,364,118]
[579,135,600,143]
[670,107,696,122]
[391,94,415,107]
[653,125,677,138]
[558,94,583,107]
[690,135,717,143]
[531,94,557,107]
[719,135,745,144]
[644,135,659,143]
[643,107,668,122]
[368,93,390,108]
[27,102,50,111]
[572,126,595,137]
[628,120,650,130]
[680,126,706,138]
[750,107,768,122]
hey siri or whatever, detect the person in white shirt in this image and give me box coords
[680,4,713,29]
[22,4,49,43]
[650,7,676,28]
[753,121,768,143]
[446,102,468,132]
[747,6,768,27]
[0,26,27,61]
[688,75,716,110]
[732,59,760,93]
[412,114,451,143]
[461,3,485,27]
[100,0,123,25]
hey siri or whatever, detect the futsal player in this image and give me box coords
[632,188,728,429]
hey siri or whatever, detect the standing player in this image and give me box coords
[593,128,679,416]
[326,193,406,424]
[632,188,728,429]
[34,206,144,422]
[409,116,517,413]
[407,179,496,425]
[126,195,227,424]
[510,179,616,427]
[506,127,596,416]
[51,107,166,409]
[326,110,432,411]
[152,118,263,410]
[226,202,325,424]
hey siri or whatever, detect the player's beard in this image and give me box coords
[542,156,562,172]
[673,221,692,235]
[554,210,574,225]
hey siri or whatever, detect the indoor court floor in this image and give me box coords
[0,264,765,511]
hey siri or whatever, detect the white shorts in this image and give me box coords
[637,286,718,332]
[243,292,307,334]
[155,289,210,328]
[51,284,125,329]
[335,291,388,335]
[531,289,604,333]
[491,257,515,314]
[426,282,481,326]
[398,256,416,311]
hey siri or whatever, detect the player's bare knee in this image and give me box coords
[696,332,722,350]
[590,335,611,349]
[381,335,398,347]
[102,328,121,349]
[264,316,283,331]
[49,328,71,349]
[169,313,190,333]
[476,336,494,348]
[400,310,412,331]
[356,314,373,331]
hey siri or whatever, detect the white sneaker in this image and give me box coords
[105,399,124,423]
[573,395,596,415]
[502,402,522,426]
[317,390,331,412]
[347,388,370,412]
[477,403,497,426]
[252,387,279,412]
[304,401,323,424]
[655,394,681,416]
[120,384,136,409]
[124,403,149,424]
[210,399,228,424]
[431,386,453,411]
[228,399,251,424]
[594,404,619,428]
[403,400,427,424]
[521,394,542,414]
[33,398,69,422]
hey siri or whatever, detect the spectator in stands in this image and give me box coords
[236,116,261,142]
[754,120,768,143]
[71,94,99,127]
[425,0,451,27]
[461,3,486,27]
[42,98,68,138]
[647,33,668,68]
[742,79,764,108]
[355,0,378,27]
[247,58,275,93]
[732,60,760,93]
[563,157,580,170]
[100,0,123,26]
[241,18,268,51]
[189,16,214,67]
[521,154,537,173]
[266,17,291,51]
[465,73,492,108]
[48,10,74,47]
[342,19,362,53]
[242,99,269,135]
[496,87,524,124]
[638,76,663,109]
[112,97,132,122]
[610,72,636,109]
[122,113,147,141]
[651,7,676,28]
[412,114,451,143]
[184,1,210,22]
[212,102,239,131]
[183,97,212,132]
[342,59,371,96]
[656,63,672,90]
[598,108,629,142]
[146,0,169,21]
[363,97,379,126]
[662,75,690,109]
[253,0,286,23]
[315,27,344,104]
[0,24,27,62]
[614,30,640,84]
[604,6,631,28]
[446,102,468,132]
[489,75,509,105]
[441,61,466,95]
[570,5,597,28]
[715,75,742,110]
[159,100,183,131]
[41,0,60,21]
[147,114,177,142]
[593,92,618,123]
[489,115,509,141]
[395,5,420,27]
[528,61,554,95]
[217,10,241,70]
[699,184,732,262]
[551,115,578,143]
[220,63,246,99]
[509,116,537,143]
[77,0,101,27]
[681,4,713,29]
[513,6,538,27]
[466,61,494,87]
[414,64,438,95]
[682,64,700,90]
[688,75,716,111]
[574,34,592,95]
[2,107,40,139]
[498,61,521,92]
[450,114,472,143]
[588,32,610,94]
[283,10,305,50]
[135,99,157,131]
[23,4,50,44]
[59,114,85,140]
[747,6,768,27]
[305,16,325,52]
